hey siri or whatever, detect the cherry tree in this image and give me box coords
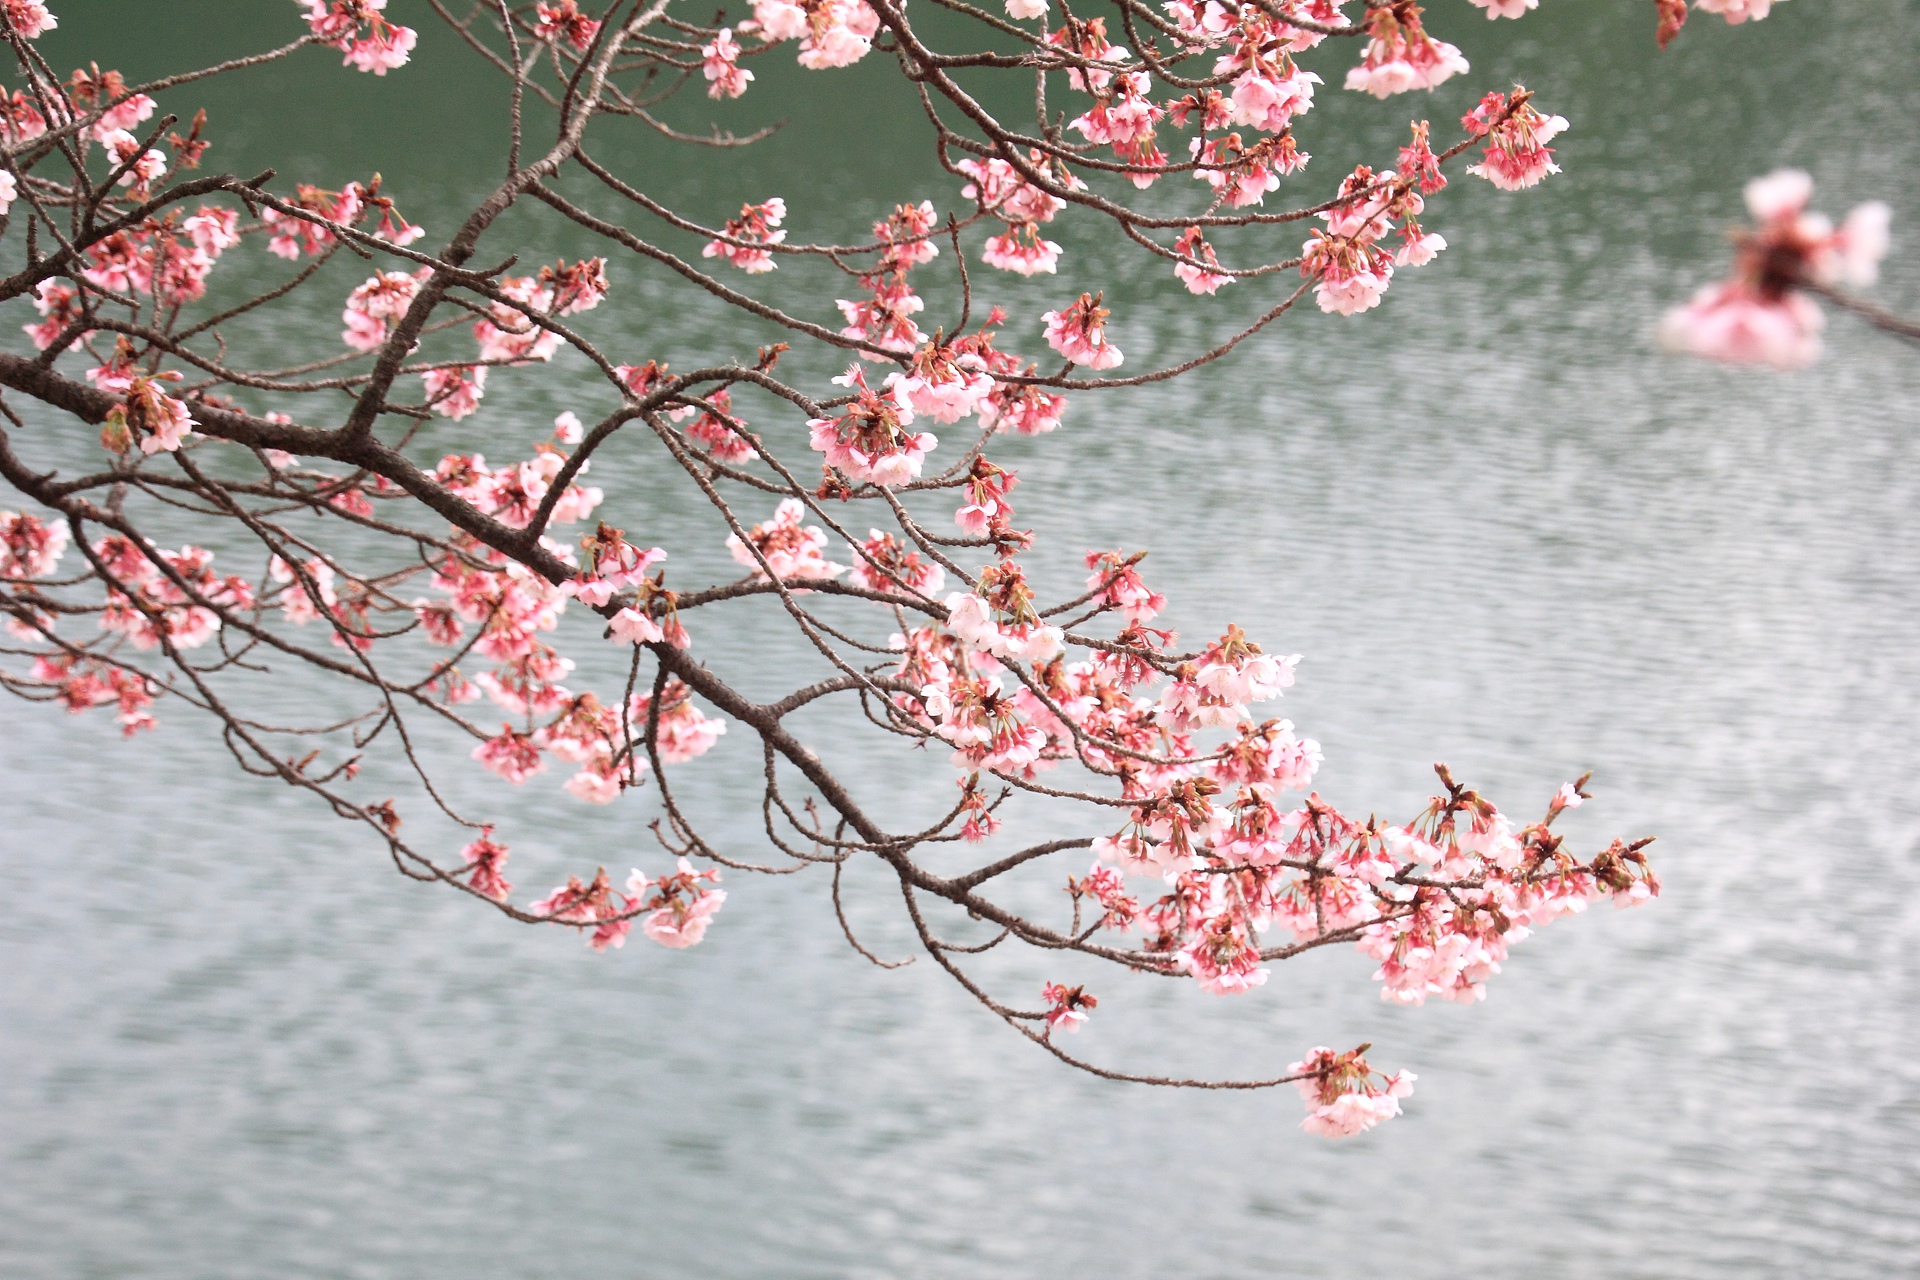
[9,0,1838,1138]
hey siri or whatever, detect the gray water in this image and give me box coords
[3,3,1919,1276]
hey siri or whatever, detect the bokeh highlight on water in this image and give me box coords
[2,3,1917,1276]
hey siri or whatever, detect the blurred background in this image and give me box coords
[2,1,1917,1276]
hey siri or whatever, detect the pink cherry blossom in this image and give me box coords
[608,606,665,645]
[462,829,513,900]
[1041,981,1096,1033]
[958,154,1069,227]
[793,0,879,69]
[1360,884,1530,1005]
[530,868,633,950]
[1458,802,1523,870]
[727,498,847,581]
[101,373,197,456]
[961,153,1075,274]
[943,591,1000,651]
[474,647,577,715]
[24,280,86,351]
[300,0,417,74]
[0,509,68,579]
[1735,166,1809,221]
[2,0,55,39]
[1210,719,1322,794]
[873,200,941,269]
[702,28,753,98]
[643,892,725,947]
[677,389,752,463]
[629,682,728,763]
[71,68,156,143]
[1084,551,1164,623]
[1299,163,1444,316]
[563,756,629,805]
[1290,1046,1414,1138]
[578,527,667,589]
[1344,5,1468,97]
[1047,15,1128,93]
[268,555,338,626]
[1225,67,1320,135]
[703,197,787,273]
[1179,917,1269,994]
[30,652,157,735]
[895,341,994,423]
[1068,70,1164,155]
[1041,293,1124,369]
[0,88,46,146]
[1731,171,1891,289]
[1660,280,1824,368]
[1094,816,1199,883]
[1395,230,1448,267]
[99,128,167,194]
[423,365,486,420]
[978,376,1067,436]
[981,228,1062,276]
[94,541,246,652]
[472,726,546,784]
[1463,89,1569,191]
[532,0,600,50]
[1827,202,1892,288]
[541,257,609,316]
[807,366,936,484]
[850,529,945,596]
[1071,864,1141,931]
[472,273,567,362]
[924,669,1050,772]
[462,450,599,530]
[1172,226,1233,295]
[836,281,927,358]
[183,206,241,254]
[630,858,727,948]
[1661,168,1892,368]
[560,577,613,609]
[748,0,809,42]
[954,457,1018,537]
[1190,130,1303,208]
[341,268,426,352]
[262,179,417,258]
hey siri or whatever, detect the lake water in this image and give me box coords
[2,3,1918,1276]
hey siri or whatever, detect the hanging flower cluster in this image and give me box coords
[1661,169,1891,369]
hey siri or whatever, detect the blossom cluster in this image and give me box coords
[902,568,1660,1019]
[532,0,600,51]
[1289,1045,1415,1138]
[514,857,727,952]
[299,0,417,75]
[263,177,423,258]
[703,198,788,274]
[1661,169,1891,369]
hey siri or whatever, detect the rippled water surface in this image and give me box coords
[3,3,1919,1277]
